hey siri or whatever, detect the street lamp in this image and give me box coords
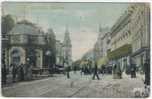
[45,50,52,74]
[26,58,30,64]
[45,50,51,66]
[45,50,51,56]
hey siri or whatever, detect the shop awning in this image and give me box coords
[131,47,149,57]
[107,44,132,60]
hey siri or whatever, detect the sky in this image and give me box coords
[2,2,130,61]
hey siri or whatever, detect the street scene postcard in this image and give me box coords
[1,2,151,98]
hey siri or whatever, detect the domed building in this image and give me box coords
[7,22,47,69]
[2,20,72,73]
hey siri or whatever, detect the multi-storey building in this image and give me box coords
[94,27,109,61]
[108,3,150,72]
[129,3,150,71]
[4,22,46,69]
[108,7,132,71]
[102,32,111,57]
[2,21,73,71]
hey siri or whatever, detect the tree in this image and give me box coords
[17,20,36,28]
[2,14,15,37]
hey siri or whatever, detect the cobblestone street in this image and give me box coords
[2,72,144,98]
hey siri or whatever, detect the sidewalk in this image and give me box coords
[2,73,64,88]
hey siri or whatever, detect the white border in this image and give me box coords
[0,0,151,99]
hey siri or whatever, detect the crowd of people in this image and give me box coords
[2,63,32,85]
[2,59,150,90]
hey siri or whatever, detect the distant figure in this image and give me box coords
[92,62,100,80]
[131,64,136,78]
[26,63,33,80]
[73,65,77,74]
[12,64,17,82]
[80,67,84,76]
[64,62,70,79]
[20,64,25,81]
[2,64,7,84]
[101,65,106,75]
[66,66,70,79]
[117,64,122,79]
[18,64,24,81]
[144,59,150,86]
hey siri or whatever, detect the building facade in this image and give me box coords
[5,23,46,69]
[107,3,150,73]
[108,7,132,71]
[129,3,150,71]
[2,21,73,71]
[94,27,109,61]
[102,32,111,57]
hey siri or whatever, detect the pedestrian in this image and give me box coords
[2,64,7,84]
[80,67,84,76]
[18,64,24,81]
[131,64,136,78]
[25,63,32,80]
[65,62,70,79]
[113,64,118,79]
[102,65,106,75]
[144,59,150,86]
[12,64,17,82]
[92,62,100,80]
[67,66,70,79]
[67,67,70,78]
[73,65,77,74]
[113,64,117,73]
[116,64,122,79]
[24,63,28,80]
[20,64,25,81]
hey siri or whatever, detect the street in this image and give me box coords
[2,71,144,98]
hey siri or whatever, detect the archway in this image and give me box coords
[11,48,21,65]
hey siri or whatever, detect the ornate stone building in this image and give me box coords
[8,23,46,68]
[108,3,150,72]
[108,6,132,71]
[129,3,150,71]
[2,21,58,70]
[94,27,109,61]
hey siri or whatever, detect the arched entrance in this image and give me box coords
[11,49,21,65]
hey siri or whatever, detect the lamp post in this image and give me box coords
[45,50,52,75]
[26,57,30,66]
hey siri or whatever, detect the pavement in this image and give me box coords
[1,71,145,98]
